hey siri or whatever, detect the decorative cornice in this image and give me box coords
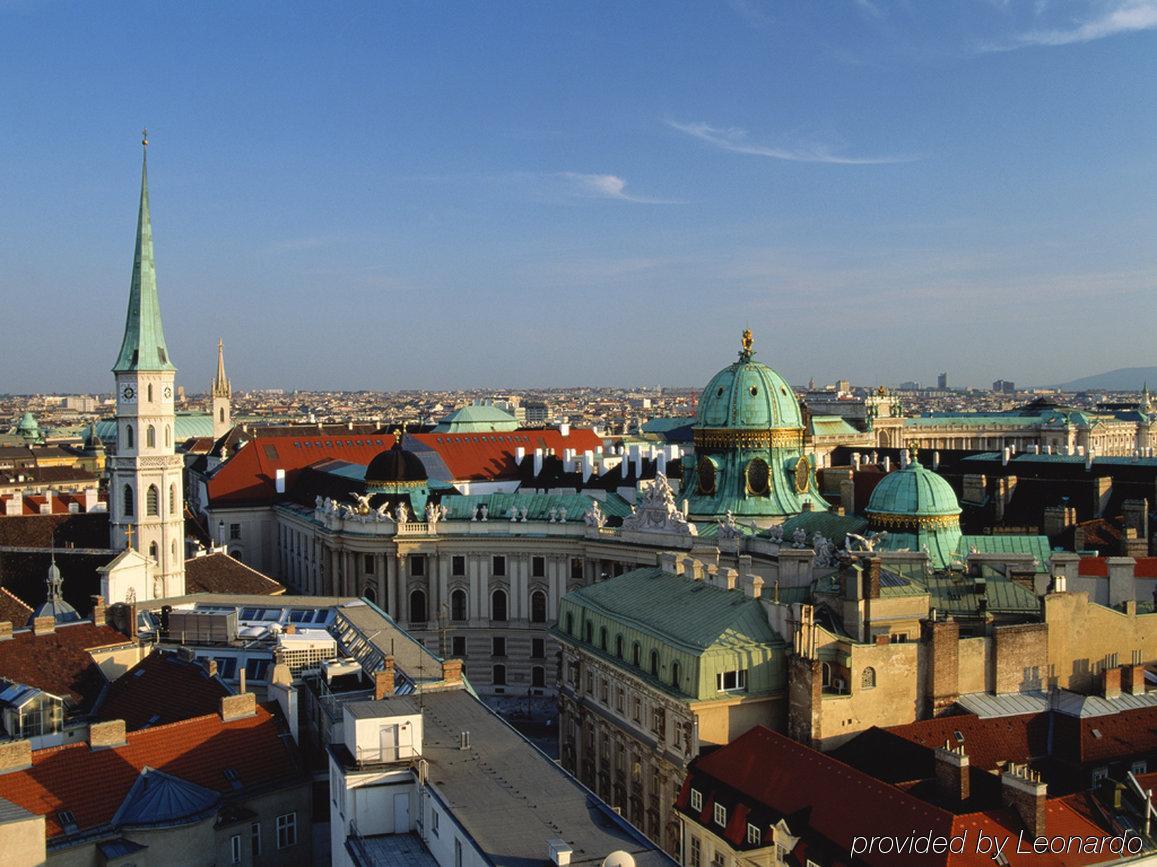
[693,427,803,450]
[866,511,961,531]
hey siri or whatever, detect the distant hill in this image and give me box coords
[1055,367,1157,392]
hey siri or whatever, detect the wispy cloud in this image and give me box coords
[980,0,1157,50]
[666,120,919,165]
[553,172,682,204]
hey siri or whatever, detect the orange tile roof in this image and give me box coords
[410,427,603,481]
[0,622,131,710]
[94,651,231,730]
[0,706,299,838]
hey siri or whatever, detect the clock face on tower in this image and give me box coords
[121,385,135,401]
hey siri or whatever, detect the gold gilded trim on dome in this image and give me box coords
[866,511,961,530]
[693,427,803,450]
[365,479,426,488]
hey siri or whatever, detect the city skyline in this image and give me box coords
[2,1,1155,392]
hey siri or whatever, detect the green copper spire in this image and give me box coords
[113,129,175,373]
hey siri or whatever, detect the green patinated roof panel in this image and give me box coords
[439,491,631,522]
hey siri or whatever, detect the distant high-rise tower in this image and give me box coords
[109,131,185,599]
[211,338,232,440]
[937,372,948,390]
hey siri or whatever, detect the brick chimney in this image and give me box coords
[32,615,55,637]
[1101,665,1122,699]
[89,595,106,627]
[0,740,32,774]
[220,693,257,722]
[375,657,396,700]
[1001,764,1047,837]
[923,618,961,716]
[89,719,127,750]
[441,658,463,684]
[934,742,970,804]
[864,558,881,599]
[0,621,12,642]
[1122,664,1145,696]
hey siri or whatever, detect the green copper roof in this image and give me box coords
[696,335,802,430]
[113,147,175,373]
[432,404,519,433]
[866,460,961,518]
[16,412,39,434]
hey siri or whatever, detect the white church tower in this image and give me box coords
[109,130,185,598]
[211,338,232,440]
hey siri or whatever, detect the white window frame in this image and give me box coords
[230,834,242,864]
[276,812,297,849]
[747,822,761,845]
[431,807,440,836]
[250,821,261,857]
[716,669,748,692]
[690,788,703,811]
[1132,760,1148,775]
[714,802,727,827]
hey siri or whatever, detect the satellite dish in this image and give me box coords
[601,852,636,867]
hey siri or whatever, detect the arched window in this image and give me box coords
[451,589,467,622]
[169,484,176,515]
[171,540,177,559]
[632,642,641,667]
[599,626,608,650]
[409,589,427,623]
[821,662,832,688]
[492,664,506,686]
[672,660,681,689]
[165,425,171,447]
[147,383,153,402]
[616,635,624,658]
[122,484,134,517]
[583,620,593,644]
[650,649,660,677]
[146,425,156,448]
[530,590,547,623]
[861,667,876,690]
[565,612,574,635]
[532,666,545,688]
[219,407,225,423]
[148,541,158,562]
[491,589,507,622]
[364,585,377,604]
[125,425,134,449]
[146,485,159,517]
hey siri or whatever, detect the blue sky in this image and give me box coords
[1,1,1155,392]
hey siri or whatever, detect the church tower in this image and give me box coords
[109,131,185,598]
[211,338,232,440]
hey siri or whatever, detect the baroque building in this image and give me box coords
[108,134,186,598]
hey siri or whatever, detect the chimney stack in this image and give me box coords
[90,595,106,627]
[89,719,127,750]
[441,658,463,684]
[375,656,396,699]
[1101,665,1122,699]
[934,742,970,804]
[32,615,55,636]
[1001,764,1047,838]
[220,693,258,722]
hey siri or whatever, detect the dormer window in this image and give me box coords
[690,788,702,811]
[713,802,727,827]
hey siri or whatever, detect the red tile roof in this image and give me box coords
[1078,556,1157,578]
[0,493,105,516]
[0,706,299,838]
[94,651,231,731]
[0,622,131,710]
[409,428,603,481]
[0,587,33,627]
[880,713,1051,772]
[206,432,395,506]
[184,552,285,596]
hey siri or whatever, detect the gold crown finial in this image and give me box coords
[907,440,920,463]
[741,329,753,354]
[141,128,149,148]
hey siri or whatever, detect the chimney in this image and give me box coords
[864,558,882,599]
[89,719,127,750]
[548,838,573,866]
[515,446,526,465]
[205,659,218,677]
[275,468,286,494]
[3,493,21,516]
[220,693,257,722]
[0,740,32,774]
[89,595,106,627]
[581,451,593,483]
[375,656,396,699]
[39,494,52,515]
[1122,664,1145,696]
[882,456,890,472]
[239,667,247,694]
[533,448,544,477]
[1002,447,1010,466]
[933,451,941,470]
[721,568,738,591]
[83,488,98,511]
[559,423,570,437]
[656,452,667,476]
[0,621,11,641]
[1101,665,1122,699]
[658,551,678,573]
[934,742,970,804]
[1001,765,1047,838]
[32,615,55,636]
[441,658,463,684]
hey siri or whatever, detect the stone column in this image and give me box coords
[392,552,404,620]
[375,552,386,609]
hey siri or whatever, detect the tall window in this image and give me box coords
[672,660,681,689]
[650,649,659,677]
[600,626,608,650]
[616,635,624,658]
[409,589,427,623]
[275,813,297,849]
[219,407,226,423]
[530,590,547,623]
[532,555,545,577]
[491,588,507,622]
[169,484,176,515]
[861,667,876,689]
[452,555,465,576]
[632,642,641,667]
[493,664,506,686]
[147,383,153,402]
[146,425,156,448]
[532,666,545,688]
[122,484,134,517]
[450,589,467,622]
[146,484,160,516]
[165,425,171,447]
[125,424,134,449]
[492,555,506,576]
[149,541,158,562]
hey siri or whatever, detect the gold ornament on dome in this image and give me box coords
[866,511,960,531]
[693,427,803,450]
[741,329,754,354]
[794,454,811,493]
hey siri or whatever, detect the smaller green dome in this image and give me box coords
[695,332,802,430]
[16,412,39,434]
[866,459,961,518]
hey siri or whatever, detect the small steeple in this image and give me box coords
[113,129,175,373]
[212,339,231,399]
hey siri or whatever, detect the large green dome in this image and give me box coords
[696,341,802,430]
[866,460,961,519]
